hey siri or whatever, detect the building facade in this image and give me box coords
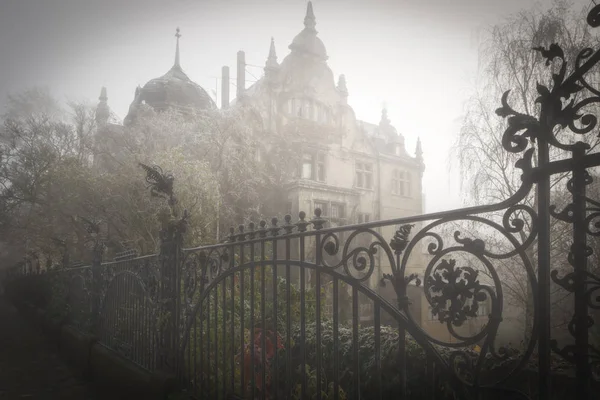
[227,2,427,297]
[92,2,495,341]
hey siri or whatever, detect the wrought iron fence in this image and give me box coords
[7,5,600,400]
[95,254,160,371]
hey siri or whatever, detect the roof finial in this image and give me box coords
[174,27,181,68]
[304,1,316,31]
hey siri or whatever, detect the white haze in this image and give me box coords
[0,0,595,213]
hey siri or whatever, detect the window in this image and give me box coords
[392,170,400,195]
[330,203,344,219]
[392,170,411,197]
[306,100,314,120]
[356,162,373,189]
[317,153,326,181]
[395,144,402,156]
[301,152,326,182]
[357,213,370,224]
[314,201,328,216]
[302,154,313,179]
[401,171,411,197]
[286,201,293,216]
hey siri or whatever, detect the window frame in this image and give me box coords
[330,203,345,219]
[300,150,326,182]
[314,200,328,216]
[301,153,314,180]
[357,213,371,224]
[392,169,412,197]
[355,162,374,189]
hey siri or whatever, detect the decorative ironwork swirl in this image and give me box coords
[390,205,538,388]
[179,247,229,329]
[139,163,175,206]
[319,228,388,282]
[497,29,600,155]
[494,7,600,391]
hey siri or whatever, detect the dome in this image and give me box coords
[124,28,216,126]
[289,30,327,61]
[137,65,216,112]
[288,2,328,61]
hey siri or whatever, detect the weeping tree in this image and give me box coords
[453,0,600,344]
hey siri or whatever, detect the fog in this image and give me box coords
[3,0,593,213]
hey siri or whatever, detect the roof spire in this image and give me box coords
[304,1,316,32]
[380,108,391,127]
[174,27,181,68]
[416,137,423,160]
[265,37,279,69]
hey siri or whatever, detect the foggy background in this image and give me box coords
[0,0,594,213]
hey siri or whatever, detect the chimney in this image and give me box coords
[236,50,246,99]
[221,66,230,109]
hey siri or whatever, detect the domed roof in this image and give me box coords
[138,64,215,112]
[288,2,328,61]
[124,28,215,125]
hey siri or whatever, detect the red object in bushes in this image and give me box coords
[241,328,284,397]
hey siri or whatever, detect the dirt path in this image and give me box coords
[0,297,105,399]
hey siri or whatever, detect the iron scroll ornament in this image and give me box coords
[176,202,539,398]
[139,163,175,207]
[495,1,600,392]
[317,205,538,388]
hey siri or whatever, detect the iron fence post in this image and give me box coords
[139,163,187,376]
[536,129,552,400]
[158,230,182,373]
[572,145,590,399]
[91,239,103,334]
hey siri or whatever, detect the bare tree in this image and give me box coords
[453,0,600,343]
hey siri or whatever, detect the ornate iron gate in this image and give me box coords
[6,6,600,400]
[169,6,600,400]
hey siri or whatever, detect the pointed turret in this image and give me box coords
[338,74,348,103]
[289,1,328,61]
[380,108,391,128]
[265,37,279,71]
[95,87,110,126]
[304,1,317,32]
[415,137,423,161]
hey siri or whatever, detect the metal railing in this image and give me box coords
[7,5,600,399]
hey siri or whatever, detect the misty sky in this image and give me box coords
[0,0,595,214]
